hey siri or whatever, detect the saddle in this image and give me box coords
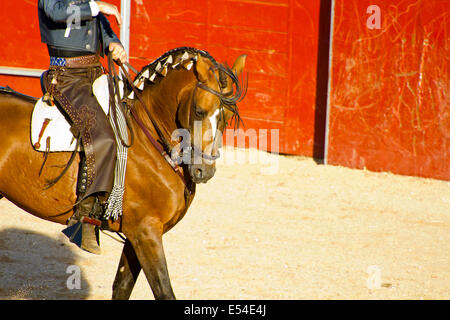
[32,70,130,222]
[31,72,110,152]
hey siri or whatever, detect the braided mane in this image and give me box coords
[133,47,246,128]
[135,47,218,82]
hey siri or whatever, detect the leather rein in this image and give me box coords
[107,56,186,185]
[107,55,239,186]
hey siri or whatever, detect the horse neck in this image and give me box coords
[136,69,196,148]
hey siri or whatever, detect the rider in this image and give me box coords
[38,0,127,254]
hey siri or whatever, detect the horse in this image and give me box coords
[0,47,247,300]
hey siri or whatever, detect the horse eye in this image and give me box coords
[195,107,207,118]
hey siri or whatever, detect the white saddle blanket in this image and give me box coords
[31,74,110,152]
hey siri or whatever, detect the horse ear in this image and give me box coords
[232,54,247,77]
[195,54,210,83]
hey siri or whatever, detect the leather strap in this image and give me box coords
[110,58,186,186]
[63,55,101,68]
[81,216,102,227]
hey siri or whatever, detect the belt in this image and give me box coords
[50,55,101,68]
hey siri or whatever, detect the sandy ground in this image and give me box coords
[0,147,449,300]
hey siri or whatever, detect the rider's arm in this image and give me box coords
[95,2,127,62]
[94,5,127,62]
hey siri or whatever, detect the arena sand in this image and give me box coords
[0,147,449,300]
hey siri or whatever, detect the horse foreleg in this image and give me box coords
[128,221,176,300]
[112,239,142,300]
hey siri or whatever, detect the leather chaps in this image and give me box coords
[45,63,116,198]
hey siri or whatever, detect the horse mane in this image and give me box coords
[134,47,220,83]
[133,47,246,129]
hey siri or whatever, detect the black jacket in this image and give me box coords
[38,0,121,55]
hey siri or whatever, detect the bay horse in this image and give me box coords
[0,47,247,299]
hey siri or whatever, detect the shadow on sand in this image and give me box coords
[0,227,91,299]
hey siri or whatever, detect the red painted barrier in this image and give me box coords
[0,0,324,157]
[0,1,46,97]
[0,0,121,97]
[128,0,324,155]
[327,0,449,180]
[1,1,446,180]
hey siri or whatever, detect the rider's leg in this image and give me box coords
[65,153,103,254]
[47,64,116,255]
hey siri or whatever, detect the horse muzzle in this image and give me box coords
[188,163,216,184]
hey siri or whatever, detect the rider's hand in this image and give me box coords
[96,1,122,25]
[109,42,127,63]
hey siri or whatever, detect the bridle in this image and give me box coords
[188,84,222,162]
[189,64,245,161]
[110,55,245,184]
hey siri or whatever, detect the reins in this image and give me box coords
[107,55,186,186]
[107,54,134,148]
[107,51,246,188]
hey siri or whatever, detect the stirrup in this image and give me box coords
[62,195,103,255]
[62,221,101,255]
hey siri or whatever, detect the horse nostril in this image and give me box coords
[195,168,203,179]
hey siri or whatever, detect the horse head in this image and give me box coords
[180,52,247,183]
[135,48,247,184]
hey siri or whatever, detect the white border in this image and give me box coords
[323,0,336,164]
[120,0,131,57]
[0,66,44,78]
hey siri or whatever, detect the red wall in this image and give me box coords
[0,0,121,97]
[0,0,324,156]
[327,0,449,180]
[3,1,446,180]
[127,0,323,155]
[0,1,46,97]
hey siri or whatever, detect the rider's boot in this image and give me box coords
[64,195,102,255]
[62,153,103,254]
